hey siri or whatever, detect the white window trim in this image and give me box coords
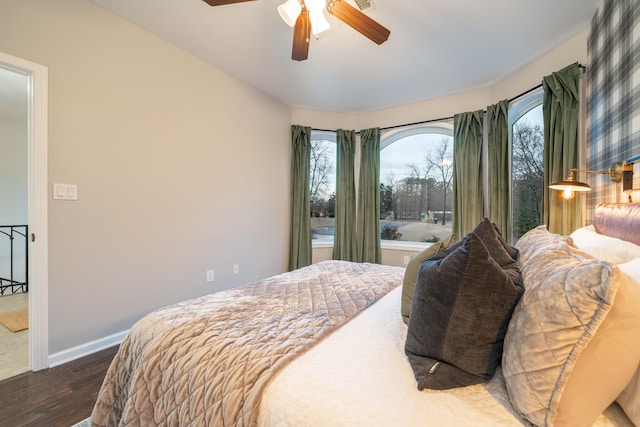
[381,123,454,149]
[508,90,543,129]
[311,131,337,143]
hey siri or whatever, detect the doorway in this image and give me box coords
[0,51,48,376]
[0,66,28,379]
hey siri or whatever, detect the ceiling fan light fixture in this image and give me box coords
[306,0,324,11]
[202,0,390,61]
[278,0,302,27]
[310,10,331,35]
[304,0,330,36]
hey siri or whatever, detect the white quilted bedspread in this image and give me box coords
[259,286,633,427]
[91,261,403,427]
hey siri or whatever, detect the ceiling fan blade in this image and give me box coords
[327,0,390,45]
[292,8,310,61]
[201,0,256,6]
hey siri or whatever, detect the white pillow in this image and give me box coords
[619,257,640,281]
[570,225,640,264]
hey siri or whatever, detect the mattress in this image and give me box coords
[259,286,633,427]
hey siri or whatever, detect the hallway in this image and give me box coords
[0,291,28,380]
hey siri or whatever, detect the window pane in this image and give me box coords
[310,139,336,242]
[380,133,454,243]
[512,105,544,242]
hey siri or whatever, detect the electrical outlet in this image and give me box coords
[206,269,214,282]
[403,255,410,265]
[232,264,239,275]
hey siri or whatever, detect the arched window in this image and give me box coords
[379,123,454,244]
[310,132,336,243]
[509,90,544,242]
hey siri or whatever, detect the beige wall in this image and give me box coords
[491,29,588,103]
[0,0,291,353]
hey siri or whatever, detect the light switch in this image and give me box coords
[66,185,77,200]
[53,183,78,201]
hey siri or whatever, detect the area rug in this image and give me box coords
[0,308,28,332]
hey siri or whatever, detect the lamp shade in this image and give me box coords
[548,179,591,192]
[278,0,302,27]
[309,10,330,35]
[305,0,325,12]
[549,172,591,199]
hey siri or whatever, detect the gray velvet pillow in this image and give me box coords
[401,234,457,324]
[405,232,524,390]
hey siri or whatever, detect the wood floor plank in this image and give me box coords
[0,345,118,426]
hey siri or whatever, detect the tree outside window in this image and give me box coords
[380,130,454,243]
[512,105,544,241]
[309,139,336,241]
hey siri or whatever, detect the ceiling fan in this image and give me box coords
[201,0,391,61]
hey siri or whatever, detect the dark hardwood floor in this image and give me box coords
[0,345,118,427]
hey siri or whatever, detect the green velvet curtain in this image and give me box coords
[357,128,381,263]
[333,129,357,261]
[487,99,511,239]
[289,125,312,270]
[453,110,484,240]
[542,63,581,235]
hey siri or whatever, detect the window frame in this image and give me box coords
[379,122,454,249]
[381,123,454,149]
[508,90,543,130]
[508,89,544,243]
[310,131,337,248]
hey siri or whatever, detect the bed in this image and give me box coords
[90,203,640,427]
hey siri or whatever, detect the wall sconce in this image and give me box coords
[549,162,633,200]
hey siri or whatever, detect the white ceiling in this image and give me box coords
[1,0,602,117]
[89,0,600,113]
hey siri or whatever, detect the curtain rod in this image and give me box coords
[311,64,586,134]
[306,114,458,133]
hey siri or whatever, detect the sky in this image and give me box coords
[380,133,453,184]
[522,104,543,127]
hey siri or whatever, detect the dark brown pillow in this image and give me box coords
[471,218,519,268]
[405,232,524,390]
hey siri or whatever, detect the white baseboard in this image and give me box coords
[47,330,128,368]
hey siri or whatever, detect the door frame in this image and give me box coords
[0,51,48,371]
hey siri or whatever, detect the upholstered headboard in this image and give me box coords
[593,203,640,246]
